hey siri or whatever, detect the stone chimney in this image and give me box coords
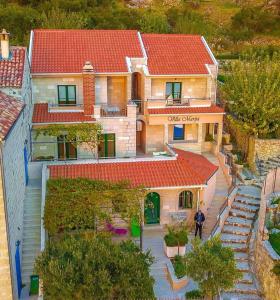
[0,29,10,59]
[82,61,95,116]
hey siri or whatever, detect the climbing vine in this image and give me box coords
[35,123,102,155]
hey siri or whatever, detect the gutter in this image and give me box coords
[0,142,15,298]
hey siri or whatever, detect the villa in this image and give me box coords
[29,29,225,226]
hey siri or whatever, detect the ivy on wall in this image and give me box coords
[35,123,102,155]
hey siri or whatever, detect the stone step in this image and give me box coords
[235,196,260,207]
[223,225,251,236]
[229,209,255,220]
[231,202,259,213]
[234,252,249,261]
[222,292,262,299]
[238,272,254,284]
[221,233,248,244]
[24,214,41,221]
[229,283,259,295]
[222,242,248,252]
[236,261,250,272]
[225,216,253,228]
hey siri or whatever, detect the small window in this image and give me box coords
[173,125,184,140]
[179,191,193,209]
[58,85,76,105]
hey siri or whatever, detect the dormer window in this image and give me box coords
[58,85,76,106]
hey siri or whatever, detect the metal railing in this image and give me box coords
[147,97,210,107]
[131,99,144,114]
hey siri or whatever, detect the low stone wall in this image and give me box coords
[254,138,280,161]
[255,240,280,300]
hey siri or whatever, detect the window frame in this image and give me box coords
[98,133,116,158]
[173,124,185,141]
[57,135,77,160]
[165,82,182,100]
[57,85,77,106]
[178,191,193,209]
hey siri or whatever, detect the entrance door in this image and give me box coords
[57,135,77,160]
[98,134,116,158]
[15,242,22,298]
[144,192,160,224]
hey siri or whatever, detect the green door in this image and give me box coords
[144,192,160,224]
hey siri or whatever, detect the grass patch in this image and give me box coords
[269,232,280,256]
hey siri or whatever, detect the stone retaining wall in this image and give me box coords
[254,139,280,161]
[254,168,280,300]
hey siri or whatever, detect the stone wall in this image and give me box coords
[254,138,280,161]
[254,168,280,300]
[0,156,13,300]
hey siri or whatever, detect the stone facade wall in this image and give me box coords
[254,138,280,161]
[1,111,28,299]
[0,158,13,300]
[254,168,280,300]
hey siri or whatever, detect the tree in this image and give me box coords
[220,53,280,138]
[44,178,145,236]
[138,10,170,33]
[35,233,155,300]
[185,235,241,298]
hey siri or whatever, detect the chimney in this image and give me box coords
[82,61,95,116]
[0,29,10,60]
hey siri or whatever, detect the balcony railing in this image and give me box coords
[147,97,211,108]
[48,102,84,112]
[100,105,127,117]
[131,99,144,115]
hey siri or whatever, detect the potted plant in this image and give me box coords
[164,225,188,258]
[222,134,233,151]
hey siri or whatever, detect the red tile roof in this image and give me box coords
[0,47,26,88]
[31,30,143,73]
[141,34,214,75]
[148,105,224,115]
[48,149,218,188]
[0,91,24,140]
[32,103,94,124]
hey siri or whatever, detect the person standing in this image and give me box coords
[194,209,205,239]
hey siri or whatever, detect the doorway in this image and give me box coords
[144,192,160,224]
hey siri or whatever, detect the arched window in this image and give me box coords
[179,191,193,209]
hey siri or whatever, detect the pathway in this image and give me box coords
[220,185,262,300]
[202,152,229,238]
[20,178,41,300]
[143,227,196,300]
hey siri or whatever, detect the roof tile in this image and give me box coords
[148,105,224,115]
[48,149,218,188]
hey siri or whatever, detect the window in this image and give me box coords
[179,191,193,209]
[98,134,115,158]
[58,85,76,105]
[57,135,77,160]
[173,125,184,141]
[166,82,182,100]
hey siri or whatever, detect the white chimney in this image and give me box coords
[0,29,10,60]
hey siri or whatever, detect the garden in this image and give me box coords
[162,224,241,299]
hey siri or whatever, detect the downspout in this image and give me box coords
[0,141,15,299]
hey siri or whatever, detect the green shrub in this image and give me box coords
[172,255,187,279]
[205,133,214,142]
[269,233,280,256]
[272,263,280,276]
[271,197,280,205]
[164,225,188,247]
[185,289,203,299]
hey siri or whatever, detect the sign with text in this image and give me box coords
[167,115,200,122]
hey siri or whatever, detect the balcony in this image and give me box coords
[147,97,211,109]
[48,102,84,113]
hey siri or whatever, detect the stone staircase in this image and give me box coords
[256,154,280,182]
[21,181,41,286]
[221,185,262,300]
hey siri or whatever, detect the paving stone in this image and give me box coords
[222,242,248,252]
[238,272,254,284]
[232,202,259,213]
[230,283,259,295]
[236,261,250,272]
[230,209,255,220]
[221,233,248,244]
[222,292,262,299]
[223,225,251,236]
[234,252,249,261]
[235,196,260,207]
[225,216,253,228]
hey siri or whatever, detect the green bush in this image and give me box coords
[205,133,214,142]
[164,225,188,247]
[272,263,280,276]
[269,233,280,256]
[271,197,280,205]
[172,255,187,279]
[185,289,203,299]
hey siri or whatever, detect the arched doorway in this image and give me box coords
[132,72,141,100]
[144,192,160,224]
